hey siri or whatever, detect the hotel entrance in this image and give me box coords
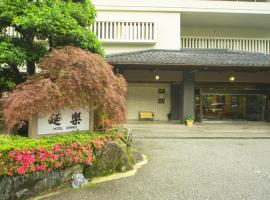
[202,94,266,121]
[194,85,268,122]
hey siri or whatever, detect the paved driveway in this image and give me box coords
[44,121,270,200]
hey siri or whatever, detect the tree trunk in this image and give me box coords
[10,64,23,83]
[27,60,36,76]
[24,35,36,76]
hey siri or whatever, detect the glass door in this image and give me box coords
[202,94,266,121]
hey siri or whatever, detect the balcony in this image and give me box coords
[181,36,270,54]
[2,21,157,44]
[3,26,270,54]
[90,21,156,44]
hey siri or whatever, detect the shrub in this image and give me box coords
[0,131,123,177]
[94,108,116,131]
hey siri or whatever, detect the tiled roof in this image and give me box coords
[106,49,270,67]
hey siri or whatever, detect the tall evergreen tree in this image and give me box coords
[0,0,103,80]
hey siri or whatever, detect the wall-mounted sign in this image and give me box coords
[158,88,166,104]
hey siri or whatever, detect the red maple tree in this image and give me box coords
[3,46,127,132]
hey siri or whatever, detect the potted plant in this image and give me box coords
[185,115,194,127]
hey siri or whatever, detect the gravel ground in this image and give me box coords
[43,122,270,200]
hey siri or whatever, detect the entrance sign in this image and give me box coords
[28,107,94,138]
[37,108,90,135]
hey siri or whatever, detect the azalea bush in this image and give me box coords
[0,131,125,177]
[3,46,127,132]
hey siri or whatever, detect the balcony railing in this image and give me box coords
[3,21,157,44]
[181,36,270,54]
[90,21,156,44]
[3,27,270,54]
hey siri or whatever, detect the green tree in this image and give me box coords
[0,38,26,91]
[0,0,103,79]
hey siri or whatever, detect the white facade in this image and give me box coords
[92,0,270,121]
[4,1,270,54]
[93,0,270,14]
[93,0,270,54]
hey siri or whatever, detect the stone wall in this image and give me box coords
[84,141,137,178]
[0,164,83,200]
[0,141,143,200]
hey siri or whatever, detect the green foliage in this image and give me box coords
[83,162,97,179]
[0,131,119,152]
[0,39,28,90]
[0,0,103,53]
[53,30,104,56]
[0,66,16,91]
[0,39,26,66]
[15,39,48,64]
[12,0,95,35]
[185,115,194,121]
[0,0,104,76]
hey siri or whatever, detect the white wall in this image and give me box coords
[127,83,171,120]
[94,0,270,55]
[93,0,270,14]
[182,26,270,38]
[96,11,181,54]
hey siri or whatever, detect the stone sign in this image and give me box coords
[28,108,94,138]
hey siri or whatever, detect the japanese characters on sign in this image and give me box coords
[37,108,89,135]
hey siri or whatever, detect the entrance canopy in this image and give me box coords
[106,49,270,71]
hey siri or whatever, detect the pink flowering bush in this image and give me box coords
[0,132,122,177]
